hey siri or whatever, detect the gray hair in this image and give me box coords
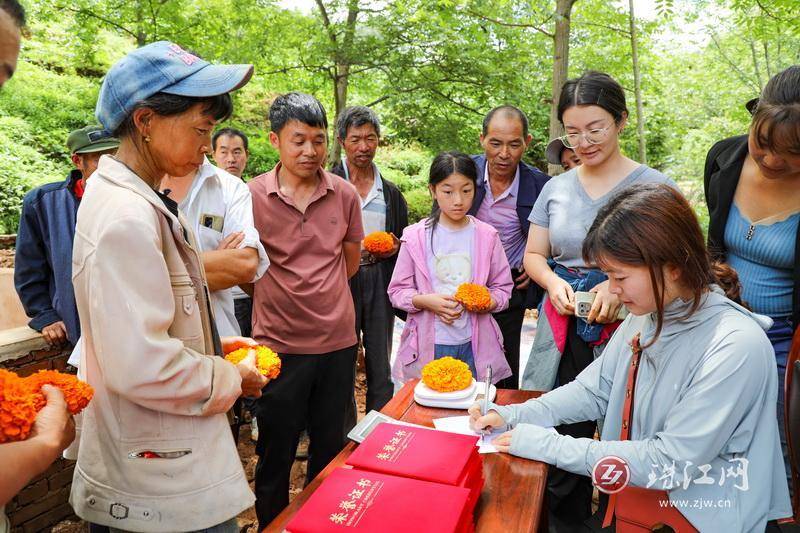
[336,106,381,140]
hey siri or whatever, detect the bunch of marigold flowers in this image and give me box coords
[454,283,493,312]
[224,346,282,379]
[421,357,473,392]
[363,231,395,255]
[0,369,93,443]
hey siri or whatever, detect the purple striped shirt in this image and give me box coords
[475,165,525,269]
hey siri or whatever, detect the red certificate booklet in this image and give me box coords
[285,467,472,533]
[345,423,482,487]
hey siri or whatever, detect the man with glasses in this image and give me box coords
[468,105,550,389]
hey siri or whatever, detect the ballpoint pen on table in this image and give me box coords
[480,365,492,445]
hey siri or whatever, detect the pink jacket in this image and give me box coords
[388,216,513,384]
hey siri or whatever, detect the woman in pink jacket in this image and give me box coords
[388,151,513,385]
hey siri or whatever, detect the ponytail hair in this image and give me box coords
[582,183,744,346]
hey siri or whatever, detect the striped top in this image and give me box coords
[724,203,799,317]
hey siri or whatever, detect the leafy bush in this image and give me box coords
[0,62,99,160]
[375,144,431,178]
[404,188,432,224]
[237,131,280,180]
[0,116,70,233]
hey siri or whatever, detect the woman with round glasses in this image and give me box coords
[520,70,677,528]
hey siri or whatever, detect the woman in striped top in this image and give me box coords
[704,65,800,489]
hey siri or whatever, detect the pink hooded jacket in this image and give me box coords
[388,216,513,384]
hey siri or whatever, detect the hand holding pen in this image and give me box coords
[468,365,505,443]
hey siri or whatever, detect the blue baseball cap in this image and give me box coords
[95,41,253,134]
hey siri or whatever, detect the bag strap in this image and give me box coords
[603,333,643,527]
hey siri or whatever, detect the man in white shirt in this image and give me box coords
[161,156,269,337]
[212,128,255,337]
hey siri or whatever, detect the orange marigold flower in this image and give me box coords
[421,357,473,392]
[0,369,94,443]
[363,231,394,255]
[225,346,282,379]
[454,283,493,312]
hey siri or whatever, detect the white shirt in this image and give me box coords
[177,158,269,336]
[342,159,387,236]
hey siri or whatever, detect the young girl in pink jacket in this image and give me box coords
[388,151,513,385]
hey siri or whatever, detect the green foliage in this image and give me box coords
[404,188,433,225]
[0,116,70,232]
[3,0,798,236]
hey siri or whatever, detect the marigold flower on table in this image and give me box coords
[421,357,473,393]
[363,231,395,255]
[0,369,94,443]
[454,283,493,312]
[224,345,282,379]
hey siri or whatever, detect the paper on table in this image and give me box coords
[432,415,506,454]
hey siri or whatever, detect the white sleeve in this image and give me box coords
[223,178,269,281]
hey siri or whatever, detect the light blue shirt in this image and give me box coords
[493,288,791,530]
[342,159,387,236]
[724,203,798,317]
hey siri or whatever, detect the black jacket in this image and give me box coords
[468,155,551,308]
[330,161,409,320]
[704,134,800,329]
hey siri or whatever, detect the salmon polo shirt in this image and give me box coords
[248,163,364,354]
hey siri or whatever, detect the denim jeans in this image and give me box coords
[89,517,239,533]
[768,316,793,491]
[434,341,477,378]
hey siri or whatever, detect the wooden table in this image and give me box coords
[265,380,547,532]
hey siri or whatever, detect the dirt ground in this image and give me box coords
[0,249,13,267]
[53,364,368,533]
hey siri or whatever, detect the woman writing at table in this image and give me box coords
[471,184,791,531]
[705,66,800,485]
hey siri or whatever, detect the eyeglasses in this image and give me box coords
[558,124,614,149]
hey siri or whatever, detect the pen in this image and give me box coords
[481,365,492,445]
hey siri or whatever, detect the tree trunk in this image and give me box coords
[548,0,576,176]
[135,0,147,47]
[750,39,764,91]
[331,62,350,165]
[327,0,360,166]
[628,0,646,163]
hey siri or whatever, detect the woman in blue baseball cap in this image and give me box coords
[69,42,267,533]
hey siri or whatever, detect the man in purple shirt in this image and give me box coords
[469,106,550,389]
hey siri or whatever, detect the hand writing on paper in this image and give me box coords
[467,402,506,433]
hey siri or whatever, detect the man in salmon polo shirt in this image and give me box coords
[248,92,364,529]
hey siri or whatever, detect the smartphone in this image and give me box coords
[574,291,629,320]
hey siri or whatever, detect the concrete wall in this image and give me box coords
[0,268,28,330]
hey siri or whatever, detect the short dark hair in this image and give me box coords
[427,151,478,230]
[750,66,800,153]
[269,92,328,134]
[113,92,233,139]
[0,0,25,27]
[557,71,628,125]
[212,127,249,151]
[482,105,529,138]
[336,106,380,140]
